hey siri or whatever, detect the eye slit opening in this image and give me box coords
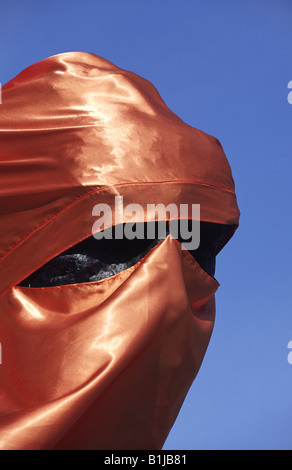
[18,222,164,288]
[18,221,235,288]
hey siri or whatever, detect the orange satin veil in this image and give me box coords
[0,52,240,450]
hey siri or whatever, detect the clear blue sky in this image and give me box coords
[1,0,291,450]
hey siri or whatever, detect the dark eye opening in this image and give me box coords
[18,221,235,288]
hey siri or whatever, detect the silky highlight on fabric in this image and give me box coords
[0,51,239,296]
[0,237,218,450]
[0,52,240,450]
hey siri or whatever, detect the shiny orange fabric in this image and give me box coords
[0,52,240,450]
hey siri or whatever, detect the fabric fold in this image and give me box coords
[0,52,239,449]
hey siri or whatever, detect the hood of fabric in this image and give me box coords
[0,52,240,451]
[0,52,240,295]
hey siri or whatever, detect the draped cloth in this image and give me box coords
[0,52,240,450]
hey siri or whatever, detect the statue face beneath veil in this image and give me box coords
[0,52,239,450]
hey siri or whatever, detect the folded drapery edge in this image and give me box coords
[0,180,239,296]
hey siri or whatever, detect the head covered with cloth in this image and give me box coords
[0,52,239,450]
